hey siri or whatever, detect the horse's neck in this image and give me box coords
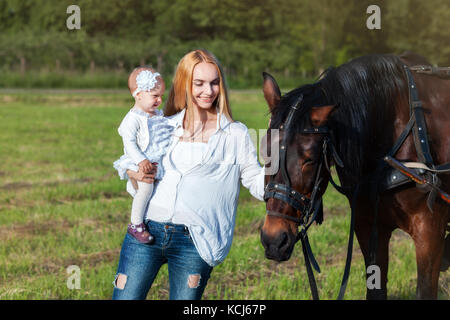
[332,104,396,184]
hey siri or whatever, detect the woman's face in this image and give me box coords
[191,62,220,110]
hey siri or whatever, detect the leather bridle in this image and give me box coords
[262,93,349,300]
[263,94,337,237]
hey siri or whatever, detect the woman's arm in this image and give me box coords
[238,128,265,201]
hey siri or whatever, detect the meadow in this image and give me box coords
[0,89,448,300]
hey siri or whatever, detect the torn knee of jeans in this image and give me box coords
[113,273,127,290]
[187,274,201,289]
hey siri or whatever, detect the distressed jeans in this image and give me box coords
[112,220,213,300]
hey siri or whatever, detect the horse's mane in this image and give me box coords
[270,53,426,181]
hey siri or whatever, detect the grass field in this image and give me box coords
[0,89,448,300]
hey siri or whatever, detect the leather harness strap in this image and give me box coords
[409,65,450,78]
[404,65,434,167]
[403,162,450,173]
[383,65,449,211]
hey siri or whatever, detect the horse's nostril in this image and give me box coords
[260,230,270,249]
[278,232,289,249]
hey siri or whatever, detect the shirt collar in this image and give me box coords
[170,108,231,137]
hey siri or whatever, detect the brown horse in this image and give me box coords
[260,52,449,299]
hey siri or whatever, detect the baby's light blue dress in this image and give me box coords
[113,108,174,195]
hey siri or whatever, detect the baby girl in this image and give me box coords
[113,67,173,243]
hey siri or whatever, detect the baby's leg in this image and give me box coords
[129,177,139,192]
[130,181,154,225]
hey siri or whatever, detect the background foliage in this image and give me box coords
[0,0,449,88]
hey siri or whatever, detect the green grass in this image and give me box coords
[0,90,447,300]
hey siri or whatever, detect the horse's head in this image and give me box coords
[260,73,340,261]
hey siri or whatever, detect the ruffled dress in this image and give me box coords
[113,108,174,195]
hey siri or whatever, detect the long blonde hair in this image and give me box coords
[164,49,233,131]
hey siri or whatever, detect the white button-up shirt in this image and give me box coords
[145,108,265,266]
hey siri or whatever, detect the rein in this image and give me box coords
[263,94,354,300]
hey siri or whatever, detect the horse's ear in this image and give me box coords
[262,72,281,111]
[310,105,336,126]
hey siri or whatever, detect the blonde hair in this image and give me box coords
[128,66,164,96]
[164,49,233,130]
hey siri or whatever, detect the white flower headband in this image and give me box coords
[132,70,161,97]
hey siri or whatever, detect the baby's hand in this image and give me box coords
[138,159,153,173]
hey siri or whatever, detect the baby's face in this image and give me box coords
[135,82,165,115]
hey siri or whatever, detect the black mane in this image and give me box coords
[270,53,417,181]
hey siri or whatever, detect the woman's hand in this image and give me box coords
[127,165,157,184]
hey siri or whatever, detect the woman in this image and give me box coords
[112,49,265,300]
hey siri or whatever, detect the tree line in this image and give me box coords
[0,0,449,87]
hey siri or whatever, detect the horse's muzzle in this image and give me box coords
[260,229,296,262]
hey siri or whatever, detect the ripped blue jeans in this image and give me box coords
[112,220,213,300]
